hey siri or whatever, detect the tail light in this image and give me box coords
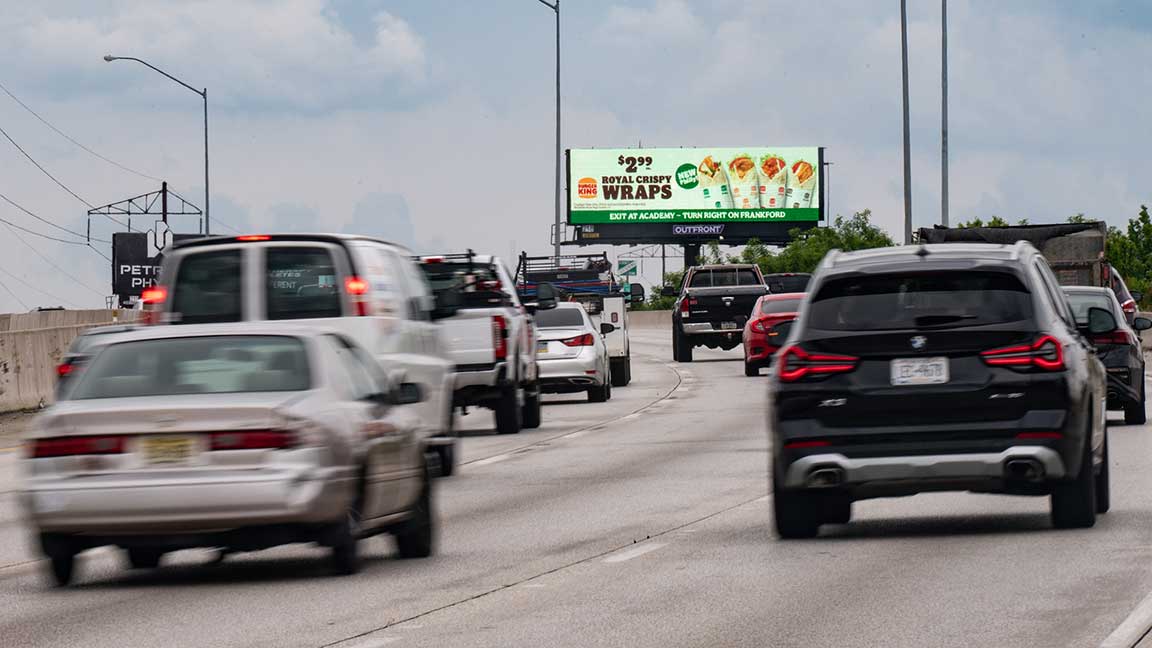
[750,318,768,333]
[30,435,125,458]
[492,315,509,360]
[778,345,859,382]
[784,440,831,449]
[139,286,167,325]
[56,362,77,378]
[680,298,697,315]
[209,430,297,451]
[235,235,271,242]
[1121,298,1137,315]
[562,333,595,347]
[981,335,1065,371]
[345,276,370,316]
[1016,432,1062,440]
[1092,330,1134,346]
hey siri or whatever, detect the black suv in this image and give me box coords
[769,243,1111,538]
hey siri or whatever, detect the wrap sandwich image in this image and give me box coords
[757,153,788,209]
[786,158,816,208]
[727,153,759,209]
[697,155,733,209]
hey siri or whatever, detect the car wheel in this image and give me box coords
[1096,431,1111,514]
[494,385,522,435]
[671,327,682,362]
[1125,380,1146,425]
[436,443,457,478]
[395,467,435,559]
[772,467,820,539]
[521,382,542,429]
[330,507,362,576]
[821,494,852,525]
[125,548,164,569]
[40,534,78,587]
[611,358,627,387]
[588,382,609,403]
[676,329,694,363]
[623,355,632,385]
[1051,426,1098,529]
[745,361,759,377]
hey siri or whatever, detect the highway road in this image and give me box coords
[4,325,1152,647]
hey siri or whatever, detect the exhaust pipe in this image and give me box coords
[1005,459,1044,482]
[806,467,845,488]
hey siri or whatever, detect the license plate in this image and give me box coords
[141,436,196,465]
[720,322,738,330]
[890,357,949,386]
[537,341,549,354]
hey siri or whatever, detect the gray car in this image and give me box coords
[534,302,613,402]
[22,323,435,586]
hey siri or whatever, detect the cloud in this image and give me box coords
[270,203,320,232]
[343,192,415,249]
[604,0,701,41]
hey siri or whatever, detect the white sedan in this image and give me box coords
[534,302,614,402]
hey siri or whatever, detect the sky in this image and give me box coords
[1,0,1151,311]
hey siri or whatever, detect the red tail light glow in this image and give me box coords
[492,315,509,359]
[31,435,125,458]
[209,430,297,451]
[56,362,76,378]
[141,286,167,304]
[1121,299,1137,314]
[562,333,595,347]
[778,346,859,382]
[981,335,1065,371]
[344,277,370,316]
[1092,330,1134,346]
[783,440,831,449]
[236,235,271,242]
[750,318,768,333]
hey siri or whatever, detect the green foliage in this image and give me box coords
[957,216,1008,228]
[1067,213,1091,224]
[633,270,683,311]
[1106,206,1152,307]
[739,210,895,275]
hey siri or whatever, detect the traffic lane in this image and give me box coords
[355,418,1152,648]
[0,340,768,648]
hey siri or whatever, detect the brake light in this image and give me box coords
[492,315,509,360]
[680,297,697,315]
[981,335,1065,371]
[1092,330,1134,346]
[750,318,767,333]
[784,440,830,449]
[1121,299,1137,314]
[209,430,297,451]
[345,276,370,316]
[141,286,167,304]
[56,362,76,378]
[562,333,595,347]
[422,256,444,264]
[777,346,858,382]
[30,435,125,458]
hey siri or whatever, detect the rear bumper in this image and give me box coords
[683,322,741,335]
[1105,368,1141,407]
[21,467,356,534]
[781,447,1067,495]
[538,353,603,393]
[743,336,778,363]
[452,362,512,406]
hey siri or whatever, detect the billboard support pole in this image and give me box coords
[683,243,700,269]
[941,0,949,227]
[900,0,913,244]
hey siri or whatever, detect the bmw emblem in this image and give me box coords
[910,335,927,350]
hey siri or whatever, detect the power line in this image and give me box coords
[0,277,28,310]
[0,190,110,243]
[88,245,112,263]
[0,79,162,183]
[1,221,106,297]
[0,263,80,308]
[0,122,95,208]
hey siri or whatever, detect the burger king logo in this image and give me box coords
[577,177,598,199]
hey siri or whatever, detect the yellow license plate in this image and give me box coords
[142,436,196,465]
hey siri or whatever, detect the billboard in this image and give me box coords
[567,147,822,225]
[112,232,206,298]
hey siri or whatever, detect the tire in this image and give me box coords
[330,506,362,576]
[676,328,694,363]
[395,468,435,559]
[772,467,820,539]
[611,358,627,387]
[623,356,632,386]
[1051,427,1098,529]
[745,361,759,377]
[672,327,682,362]
[436,443,456,478]
[125,548,164,569]
[1125,380,1146,425]
[40,534,77,587]
[822,495,852,525]
[494,385,521,435]
[588,382,609,403]
[1096,431,1111,514]
[521,382,542,429]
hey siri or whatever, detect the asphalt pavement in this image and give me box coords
[4,326,1152,647]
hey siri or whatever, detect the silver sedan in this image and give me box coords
[533,302,613,402]
[21,323,435,586]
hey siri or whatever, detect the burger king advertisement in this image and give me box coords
[567,147,822,224]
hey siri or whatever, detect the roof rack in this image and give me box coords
[1009,240,1030,261]
[821,249,842,269]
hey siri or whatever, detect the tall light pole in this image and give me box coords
[900,0,913,244]
[941,0,949,227]
[536,0,561,258]
[105,55,210,235]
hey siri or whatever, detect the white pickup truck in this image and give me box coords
[418,253,556,439]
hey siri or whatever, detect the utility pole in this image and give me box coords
[900,0,913,244]
[941,0,949,227]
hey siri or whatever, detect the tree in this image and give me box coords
[1068,213,1091,224]
[741,210,895,275]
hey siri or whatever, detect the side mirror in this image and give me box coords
[1087,306,1118,335]
[1132,290,1144,303]
[1134,316,1152,332]
[629,283,646,303]
[660,285,677,298]
[392,382,424,405]
[600,322,616,335]
[431,288,460,320]
[535,282,558,311]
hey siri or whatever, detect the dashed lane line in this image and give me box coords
[602,542,667,564]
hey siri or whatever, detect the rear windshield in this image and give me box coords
[69,328,129,354]
[809,271,1034,331]
[419,262,511,308]
[689,269,761,288]
[765,274,811,293]
[535,308,585,328]
[266,247,343,320]
[171,250,243,324]
[761,298,802,315]
[1065,291,1116,325]
[68,336,310,400]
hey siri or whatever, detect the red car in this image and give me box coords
[742,292,804,376]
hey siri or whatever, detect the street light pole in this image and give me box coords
[941,0,949,227]
[900,0,913,244]
[104,55,210,235]
[536,0,561,258]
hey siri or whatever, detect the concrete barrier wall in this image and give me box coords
[628,310,671,329]
[0,309,136,332]
[0,324,91,412]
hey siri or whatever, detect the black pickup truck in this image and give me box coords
[664,264,768,362]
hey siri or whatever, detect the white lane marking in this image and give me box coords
[602,542,667,564]
[471,454,510,467]
[753,495,770,504]
[346,639,400,647]
[1100,588,1152,648]
[565,430,591,439]
[521,583,547,589]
